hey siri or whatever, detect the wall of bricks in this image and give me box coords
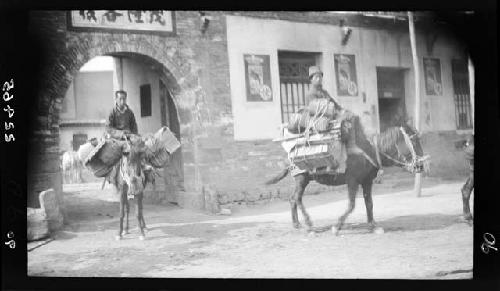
[27,11,470,216]
[27,11,232,209]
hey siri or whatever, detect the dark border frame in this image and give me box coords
[66,10,177,37]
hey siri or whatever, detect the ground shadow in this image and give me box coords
[377,213,463,232]
[157,222,260,243]
[310,213,465,234]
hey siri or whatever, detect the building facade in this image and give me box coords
[27,11,474,217]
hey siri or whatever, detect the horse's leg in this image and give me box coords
[116,188,126,240]
[123,196,130,235]
[296,178,313,229]
[461,171,474,222]
[140,212,147,231]
[290,175,306,229]
[333,178,358,236]
[137,193,146,240]
[362,179,384,234]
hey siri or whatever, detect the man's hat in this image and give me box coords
[308,66,323,79]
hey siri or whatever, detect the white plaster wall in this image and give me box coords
[121,58,162,135]
[73,71,114,120]
[59,126,106,153]
[226,15,468,140]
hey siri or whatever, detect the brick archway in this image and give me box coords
[28,36,197,208]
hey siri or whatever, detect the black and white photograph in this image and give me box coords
[0,5,499,288]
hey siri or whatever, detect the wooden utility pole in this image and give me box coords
[408,12,422,197]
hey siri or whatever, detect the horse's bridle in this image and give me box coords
[378,126,430,173]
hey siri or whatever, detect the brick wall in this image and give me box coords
[27,11,232,209]
[27,11,470,214]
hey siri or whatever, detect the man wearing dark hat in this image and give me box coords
[306,66,354,121]
[106,90,138,139]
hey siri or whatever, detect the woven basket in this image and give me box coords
[309,116,330,132]
[154,126,180,154]
[148,148,170,168]
[97,139,123,166]
[87,158,113,178]
[308,98,336,119]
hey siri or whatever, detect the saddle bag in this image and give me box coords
[77,139,117,178]
[145,126,180,168]
[289,135,343,172]
[96,139,123,166]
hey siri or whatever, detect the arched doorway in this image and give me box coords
[59,52,184,204]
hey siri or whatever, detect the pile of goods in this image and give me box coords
[276,98,345,175]
[77,126,181,179]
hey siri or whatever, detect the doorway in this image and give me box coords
[376,67,407,132]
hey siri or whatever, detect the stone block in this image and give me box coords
[203,185,220,214]
[27,207,49,242]
[39,189,64,232]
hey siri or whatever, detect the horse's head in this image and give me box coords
[341,115,429,174]
[378,124,429,174]
[120,134,147,197]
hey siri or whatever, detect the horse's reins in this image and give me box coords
[378,127,429,172]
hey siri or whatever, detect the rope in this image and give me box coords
[400,127,417,163]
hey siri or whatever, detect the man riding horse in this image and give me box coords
[266,66,426,235]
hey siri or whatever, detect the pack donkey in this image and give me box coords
[110,135,156,241]
[266,115,428,235]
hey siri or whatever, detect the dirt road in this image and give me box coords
[28,179,473,279]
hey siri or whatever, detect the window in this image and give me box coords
[140,84,152,117]
[72,133,88,151]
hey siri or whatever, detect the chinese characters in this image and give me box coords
[74,10,171,29]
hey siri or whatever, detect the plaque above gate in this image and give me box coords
[68,10,175,35]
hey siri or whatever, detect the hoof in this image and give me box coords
[293,223,302,229]
[121,230,129,236]
[115,235,122,241]
[373,227,385,235]
[139,235,146,241]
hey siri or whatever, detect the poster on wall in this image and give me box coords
[423,58,443,96]
[244,54,273,102]
[334,54,358,96]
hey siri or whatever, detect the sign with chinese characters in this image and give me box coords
[423,58,443,96]
[334,54,358,96]
[244,54,273,102]
[68,11,175,34]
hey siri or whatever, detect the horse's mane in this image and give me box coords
[350,116,372,154]
[376,127,402,153]
[349,117,406,161]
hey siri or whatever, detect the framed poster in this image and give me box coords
[68,11,176,35]
[244,54,273,102]
[334,54,358,96]
[423,58,443,95]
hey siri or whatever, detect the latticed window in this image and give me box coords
[451,60,473,130]
[278,52,318,123]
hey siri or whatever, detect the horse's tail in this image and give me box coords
[264,167,290,185]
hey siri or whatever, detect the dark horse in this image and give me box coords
[266,115,427,235]
[111,135,154,241]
